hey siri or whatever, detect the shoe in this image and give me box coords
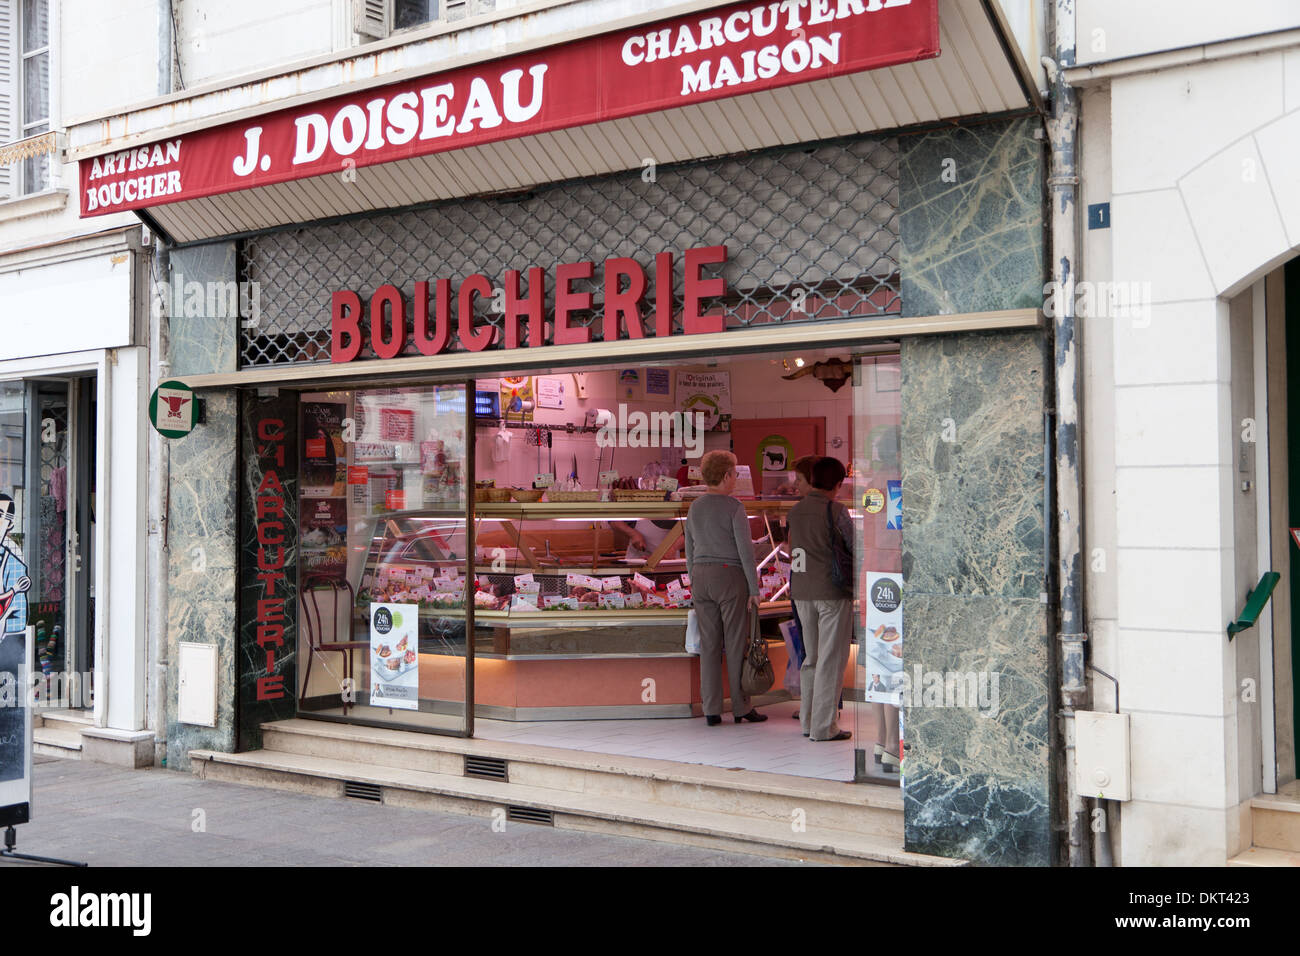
[735,710,768,723]
[802,732,809,737]
[812,730,852,742]
[881,749,899,768]
[873,743,884,763]
[791,712,801,719]
[706,715,722,726]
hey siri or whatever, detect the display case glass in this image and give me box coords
[348,498,795,664]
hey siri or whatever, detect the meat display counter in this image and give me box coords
[335,498,800,719]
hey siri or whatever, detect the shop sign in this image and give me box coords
[149,380,197,439]
[331,245,729,363]
[79,0,938,217]
[237,394,298,745]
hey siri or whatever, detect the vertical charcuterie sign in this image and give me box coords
[237,392,298,750]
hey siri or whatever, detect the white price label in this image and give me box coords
[534,473,555,488]
[599,470,619,486]
[656,476,679,491]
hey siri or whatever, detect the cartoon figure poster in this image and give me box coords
[0,493,30,636]
[369,603,419,711]
[0,492,31,799]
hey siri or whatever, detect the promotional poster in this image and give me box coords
[301,402,347,497]
[369,603,419,711]
[863,571,903,706]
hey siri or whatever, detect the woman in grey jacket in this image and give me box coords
[685,450,767,725]
[787,456,854,741]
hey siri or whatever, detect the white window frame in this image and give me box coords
[354,0,483,42]
[19,0,51,194]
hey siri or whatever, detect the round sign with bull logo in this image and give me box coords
[149,380,198,439]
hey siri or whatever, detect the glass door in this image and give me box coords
[27,382,70,702]
[297,381,474,735]
[852,354,903,783]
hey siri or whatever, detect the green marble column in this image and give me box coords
[900,115,1044,317]
[168,242,239,376]
[899,330,1051,866]
[164,389,239,770]
[896,114,1052,865]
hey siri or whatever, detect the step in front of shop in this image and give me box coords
[32,711,94,760]
[189,718,961,867]
[1228,784,1300,866]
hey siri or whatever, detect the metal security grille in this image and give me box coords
[238,134,900,368]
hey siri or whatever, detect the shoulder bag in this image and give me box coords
[741,608,776,696]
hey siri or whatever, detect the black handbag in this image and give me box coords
[826,497,853,596]
[741,609,776,697]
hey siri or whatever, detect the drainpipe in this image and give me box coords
[1045,0,1091,866]
[147,238,171,767]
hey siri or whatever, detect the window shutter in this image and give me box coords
[353,0,391,40]
[0,0,15,201]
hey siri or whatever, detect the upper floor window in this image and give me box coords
[20,0,50,194]
[355,0,485,41]
[0,0,51,199]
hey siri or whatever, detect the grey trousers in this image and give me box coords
[794,598,853,740]
[874,703,900,754]
[693,563,751,717]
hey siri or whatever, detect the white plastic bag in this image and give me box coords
[685,609,701,655]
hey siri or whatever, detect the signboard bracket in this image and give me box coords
[1,823,88,867]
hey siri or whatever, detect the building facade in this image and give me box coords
[45,0,1300,866]
[0,0,156,770]
[1071,0,1300,866]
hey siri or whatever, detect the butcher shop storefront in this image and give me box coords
[71,0,1057,865]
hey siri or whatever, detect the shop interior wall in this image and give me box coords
[473,357,855,490]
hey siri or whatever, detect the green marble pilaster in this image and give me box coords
[168,242,239,376]
[900,116,1044,317]
[899,330,1052,866]
[164,390,239,771]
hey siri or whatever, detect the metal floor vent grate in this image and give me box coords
[507,806,555,826]
[343,781,383,802]
[465,755,508,781]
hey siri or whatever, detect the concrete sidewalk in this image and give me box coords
[5,758,814,867]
